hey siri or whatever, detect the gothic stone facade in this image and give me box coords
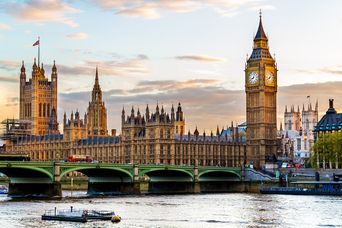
[19,60,58,135]
[245,15,277,168]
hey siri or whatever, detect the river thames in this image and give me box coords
[0,192,341,227]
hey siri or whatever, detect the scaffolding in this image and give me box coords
[0,119,32,141]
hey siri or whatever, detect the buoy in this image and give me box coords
[111,215,121,223]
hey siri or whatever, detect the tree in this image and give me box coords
[312,131,342,169]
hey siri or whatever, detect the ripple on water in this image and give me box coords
[0,193,341,228]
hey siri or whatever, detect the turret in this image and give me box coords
[32,58,38,79]
[20,61,26,82]
[91,66,102,102]
[121,106,125,124]
[194,126,199,137]
[171,104,175,122]
[63,112,67,126]
[41,63,45,76]
[145,104,150,121]
[51,60,57,80]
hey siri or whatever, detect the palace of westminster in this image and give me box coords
[1,15,280,168]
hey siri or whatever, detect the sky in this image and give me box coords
[1,0,342,134]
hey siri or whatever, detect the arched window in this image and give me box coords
[39,103,42,117]
[306,119,309,129]
[43,103,46,117]
[47,104,50,117]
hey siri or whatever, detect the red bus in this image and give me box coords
[67,155,93,162]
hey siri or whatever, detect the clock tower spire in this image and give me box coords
[245,13,278,168]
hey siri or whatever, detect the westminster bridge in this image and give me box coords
[0,161,245,197]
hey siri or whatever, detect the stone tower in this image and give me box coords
[175,102,185,135]
[245,13,277,168]
[86,67,108,136]
[302,101,318,131]
[284,105,301,131]
[19,59,58,135]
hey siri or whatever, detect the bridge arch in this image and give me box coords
[0,166,54,181]
[139,168,194,181]
[60,166,133,181]
[199,170,241,181]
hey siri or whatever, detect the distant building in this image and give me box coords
[279,102,318,162]
[19,60,59,135]
[86,67,108,136]
[314,99,342,134]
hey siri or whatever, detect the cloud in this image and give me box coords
[49,55,149,77]
[59,80,342,133]
[1,0,80,27]
[0,60,20,71]
[5,97,19,107]
[92,0,273,19]
[66,32,88,40]
[296,65,342,76]
[175,55,225,62]
[0,76,18,83]
[0,23,10,30]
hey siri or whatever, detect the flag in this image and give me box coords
[32,40,39,46]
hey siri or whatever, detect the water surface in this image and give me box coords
[0,192,341,227]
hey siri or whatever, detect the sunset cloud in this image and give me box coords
[46,55,149,77]
[66,32,88,40]
[175,55,226,62]
[92,0,273,19]
[0,60,20,71]
[0,76,18,83]
[1,0,80,27]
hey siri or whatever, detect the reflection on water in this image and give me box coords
[0,192,341,228]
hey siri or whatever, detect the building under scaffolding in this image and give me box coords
[0,119,32,142]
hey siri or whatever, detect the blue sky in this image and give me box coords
[1,0,342,133]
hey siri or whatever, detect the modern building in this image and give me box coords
[2,14,278,168]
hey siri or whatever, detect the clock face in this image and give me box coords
[248,71,259,85]
[265,71,275,85]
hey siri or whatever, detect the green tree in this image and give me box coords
[312,131,342,169]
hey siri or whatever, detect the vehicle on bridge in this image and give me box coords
[0,153,30,161]
[67,155,93,163]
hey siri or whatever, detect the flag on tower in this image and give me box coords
[32,40,39,46]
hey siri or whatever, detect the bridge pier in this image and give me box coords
[8,182,61,198]
[193,165,200,193]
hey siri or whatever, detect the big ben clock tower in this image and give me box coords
[245,13,277,168]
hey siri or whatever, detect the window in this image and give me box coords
[39,103,42,117]
[43,103,46,117]
[297,138,301,151]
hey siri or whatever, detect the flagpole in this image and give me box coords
[38,36,40,67]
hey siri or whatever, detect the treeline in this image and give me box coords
[312,131,342,169]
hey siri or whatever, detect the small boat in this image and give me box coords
[87,210,116,220]
[42,207,120,223]
[0,186,8,194]
[42,207,87,223]
[260,181,342,196]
